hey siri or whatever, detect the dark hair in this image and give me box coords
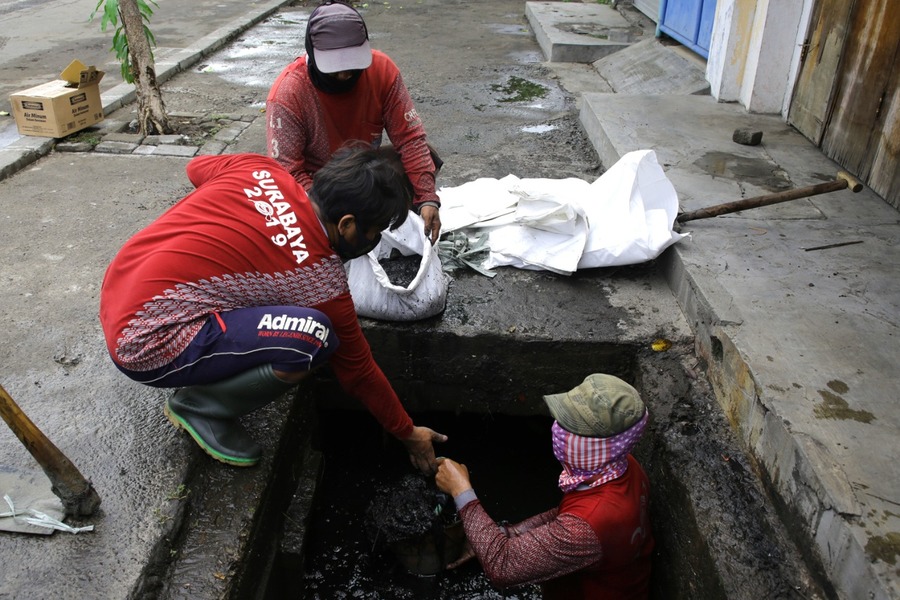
[310,143,412,232]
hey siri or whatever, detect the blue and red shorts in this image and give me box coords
[115,306,339,388]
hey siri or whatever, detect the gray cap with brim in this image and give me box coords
[308,3,373,73]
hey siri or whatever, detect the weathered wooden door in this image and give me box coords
[789,0,899,206]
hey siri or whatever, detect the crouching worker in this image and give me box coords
[99,147,446,471]
[435,374,653,599]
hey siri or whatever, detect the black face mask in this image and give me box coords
[305,28,364,94]
[336,229,382,261]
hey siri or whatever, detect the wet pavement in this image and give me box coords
[0,1,897,600]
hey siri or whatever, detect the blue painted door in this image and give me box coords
[658,0,717,58]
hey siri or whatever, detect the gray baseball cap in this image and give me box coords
[308,3,373,73]
[544,374,645,437]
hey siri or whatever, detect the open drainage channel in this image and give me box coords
[168,334,827,600]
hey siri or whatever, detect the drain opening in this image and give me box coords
[226,347,822,600]
[272,408,565,598]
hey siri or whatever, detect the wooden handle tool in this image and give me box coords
[676,171,863,223]
[0,384,101,517]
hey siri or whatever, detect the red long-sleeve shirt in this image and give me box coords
[458,455,653,599]
[266,50,438,209]
[99,153,414,439]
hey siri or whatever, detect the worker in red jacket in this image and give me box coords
[266,1,443,244]
[99,147,446,471]
[436,374,654,599]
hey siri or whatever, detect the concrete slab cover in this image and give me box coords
[593,38,711,96]
[526,1,641,63]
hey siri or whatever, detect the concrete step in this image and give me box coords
[592,37,710,96]
[525,1,646,63]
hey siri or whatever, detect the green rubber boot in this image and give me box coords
[164,364,293,467]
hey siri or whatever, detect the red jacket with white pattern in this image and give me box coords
[99,153,414,439]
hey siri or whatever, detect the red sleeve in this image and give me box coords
[266,60,316,190]
[508,507,559,535]
[266,98,315,191]
[318,293,414,439]
[381,71,440,208]
[459,500,602,589]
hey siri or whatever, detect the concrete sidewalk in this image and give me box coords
[0,0,294,181]
[528,2,899,600]
[0,3,297,599]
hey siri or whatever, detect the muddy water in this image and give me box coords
[293,409,563,599]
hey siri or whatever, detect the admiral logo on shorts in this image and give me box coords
[257,313,331,347]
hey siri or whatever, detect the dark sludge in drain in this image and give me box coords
[293,409,557,599]
[365,473,464,576]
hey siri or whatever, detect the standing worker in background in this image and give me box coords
[266,0,443,244]
[99,147,446,472]
[436,374,654,599]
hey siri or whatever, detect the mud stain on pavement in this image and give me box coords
[814,388,875,423]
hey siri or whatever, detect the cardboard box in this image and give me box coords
[9,60,105,138]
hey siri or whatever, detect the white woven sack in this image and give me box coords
[345,211,449,321]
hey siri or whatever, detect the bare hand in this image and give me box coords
[402,426,448,474]
[419,205,442,245]
[435,457,472,497]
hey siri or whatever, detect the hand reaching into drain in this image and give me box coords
[402,426,448,474]
[435,457,477,570]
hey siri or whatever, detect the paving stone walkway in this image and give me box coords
[54,110,261,157]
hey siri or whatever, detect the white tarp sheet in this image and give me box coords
[438,149,687,275]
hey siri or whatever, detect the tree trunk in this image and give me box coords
[118,0,171,135]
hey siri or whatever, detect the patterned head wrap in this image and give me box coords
[551,409,649,493]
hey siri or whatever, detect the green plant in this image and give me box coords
[152,507,170,524]
[65,131,101,146]
[90,0,159,83]
[165,484,188,501]
[491,76,548,103]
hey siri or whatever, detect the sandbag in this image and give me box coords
[345,211,450,321]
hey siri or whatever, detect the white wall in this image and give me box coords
[706,0,812,117]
